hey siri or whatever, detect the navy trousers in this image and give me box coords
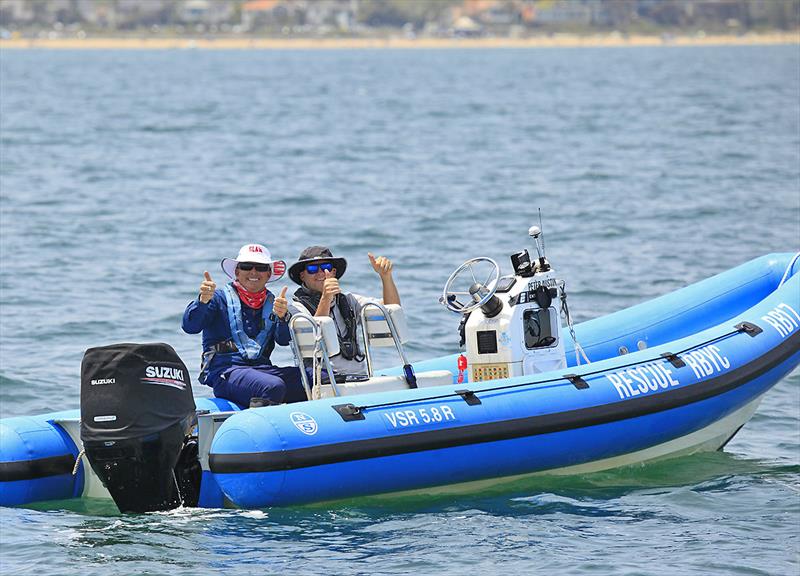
[214,364,309,409]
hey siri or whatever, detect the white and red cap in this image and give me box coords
[220,244,286,283]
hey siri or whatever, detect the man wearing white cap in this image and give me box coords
[182,244,306,408]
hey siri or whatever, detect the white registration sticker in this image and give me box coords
[382,405,457,430]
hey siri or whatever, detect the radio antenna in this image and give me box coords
[538,208,546,258]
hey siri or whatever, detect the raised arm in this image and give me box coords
[182,271,217,333]
[369,253,400,305]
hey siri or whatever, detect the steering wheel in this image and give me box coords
[441,257,500,314]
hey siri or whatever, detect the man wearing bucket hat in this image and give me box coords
[182,243,307,408]
[288,246,401,377]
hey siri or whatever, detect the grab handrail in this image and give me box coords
[359,302,410,377]
[288,312,340,399]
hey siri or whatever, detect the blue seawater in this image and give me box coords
[0,46,798,575]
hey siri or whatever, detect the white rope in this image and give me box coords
[559,281,591,366]
[312,332,323,400]
[778,251,800,288]
[71,448,85,476]
[573,336,591,366]
[173,469,184,507]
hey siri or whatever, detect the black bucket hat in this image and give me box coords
[288,246,348,285]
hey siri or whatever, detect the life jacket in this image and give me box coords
[293,287,364,362]
[222,283,277,360]
[199,285,277,384]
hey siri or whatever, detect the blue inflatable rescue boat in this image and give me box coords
[2,232,798,511]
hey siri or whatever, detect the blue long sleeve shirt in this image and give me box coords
[182,285,291,386]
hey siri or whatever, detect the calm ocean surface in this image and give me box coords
[0,45,798,575]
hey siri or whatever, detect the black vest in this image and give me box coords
[292,287,364,361]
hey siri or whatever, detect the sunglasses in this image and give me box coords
[238,263,271,273]
[306,262,334,274]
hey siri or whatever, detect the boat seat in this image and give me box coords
[360,304,453,389]
[288,304,454,398]
[359,303,412,377]
[288,313,340,398]
[316,370,454,398]
[291,315,340,358]
[362,303,409,348]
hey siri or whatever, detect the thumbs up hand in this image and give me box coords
[273,286,289,320]
[369,253,393,278]
[199,271,216,304]
[321,269,341,305]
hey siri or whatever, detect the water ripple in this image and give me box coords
[0,45,798,576]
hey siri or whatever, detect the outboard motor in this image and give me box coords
[80,343,199,513]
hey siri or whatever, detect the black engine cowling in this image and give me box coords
[80,343,198,513]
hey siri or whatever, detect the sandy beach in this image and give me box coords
[1,32,797,50]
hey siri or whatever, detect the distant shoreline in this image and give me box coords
[1,32,798,50]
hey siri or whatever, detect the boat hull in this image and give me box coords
[0,410,82,507]
[1,253,798,509]
[209,342,798,508]
[315,390,768,500]
[0,400,240,507]
[208,257,800,508]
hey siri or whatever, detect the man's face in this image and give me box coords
[299,261,336,293]
[234,262,272,292]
